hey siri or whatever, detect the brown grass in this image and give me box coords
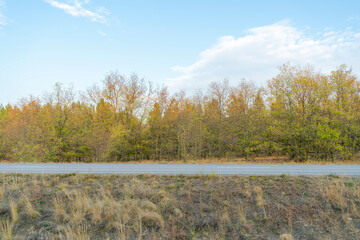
[237,206,247,225]
[9,200,18,223]
[0,185,4,200]
[3,156,360,164]
[120,156,360,165]
[66,190,91,223]
[53,195,66,221]
[22,193,40,218]
[63,224,89,240]
[0,173,358,239]
[254,186,267,218]
[0,220,13,240]
[90,198,104,223]
[279,233,294,240]
[141,211,164,229]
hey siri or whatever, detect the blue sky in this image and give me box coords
[1,0,360,104]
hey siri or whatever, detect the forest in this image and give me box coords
[0,63,359,162]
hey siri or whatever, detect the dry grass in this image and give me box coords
[9,200,18,223]
[279,233,294,240]
[0,173,358,239]
[219,209,231,230]
[321,179,357,209]
[90,198,104,223]
[0,185,4,200]
[66,191,91,223]
[237,206,247,224]
[0,220,13,240]
[141,211,164,229]
[22,194,40,218]
[63,224,89,240]
[4,156,360,165]
[254,186,267,218]
[53,195,66,221]
[324,180,347,209]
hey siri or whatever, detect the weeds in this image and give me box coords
[328,173,339,179]
[344,181,354,187]
[280,173,288,181]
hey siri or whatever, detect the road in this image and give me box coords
[0,163,359,176]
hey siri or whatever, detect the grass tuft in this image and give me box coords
[279,233,294,240]
[9,200,18,223]
[64,224,89,240]
[23,194,40,218]
[0,220,13,240]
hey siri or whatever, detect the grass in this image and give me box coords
[53,195,66,221]
[3,156,360,164]
[9,200,18,223]
[0,185,4,200]
[0,220,13,240]
[254,186,267,218]
[63,224,89,240]
[22,193,40,218]
[279,233,294,240]
[0,173,358,239]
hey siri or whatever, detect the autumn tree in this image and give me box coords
[0,65,359,163]
[206,79,230,158]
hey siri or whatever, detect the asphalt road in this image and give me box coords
[0,163,359,176]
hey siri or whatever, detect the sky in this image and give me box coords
[1,0,360,105]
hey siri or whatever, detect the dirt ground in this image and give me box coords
[0,173,359,239]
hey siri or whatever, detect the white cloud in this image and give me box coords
[97,29,106,36]
[45,0,109,24]
[0,13,5,27]
[0,0,6,28]
[169,20,360,90]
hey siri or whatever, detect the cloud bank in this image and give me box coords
[45,0,109,24]
[169,21,360,90]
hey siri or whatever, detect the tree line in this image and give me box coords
[0,63,359,162]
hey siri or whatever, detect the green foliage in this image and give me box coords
[280,174,288,181]
[328,173,339,179]
[0,65,360,162]
[344,181,354,187]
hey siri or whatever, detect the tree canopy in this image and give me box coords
[1,64,359,162]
